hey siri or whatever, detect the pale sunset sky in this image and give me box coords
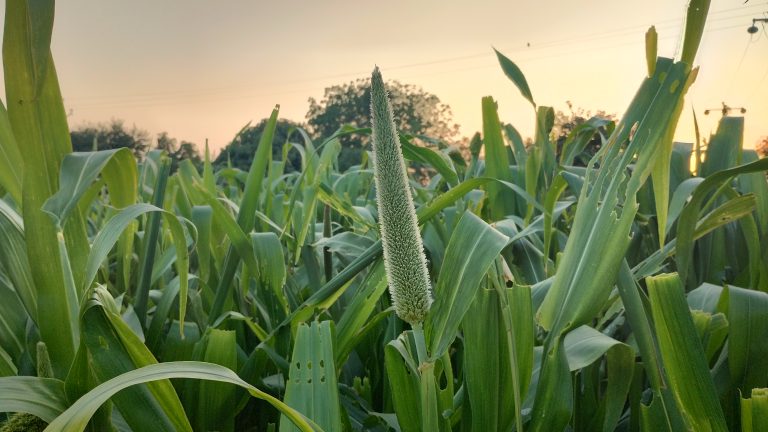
[1,0,767,154]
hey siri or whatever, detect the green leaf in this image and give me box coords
[675,157,768,285]
[384,333,421,432]
[5,0,79,377]
[190,205,213,284]
[538,58,693,336]
[202,141,216,194]
[292,184,319,265]
[740,150,768,236]
[425,211,509,360]
[0,345,16,377]
[418,361,440,432]
[186,329,239,432]
[195,185,259,278]
[693,193,756,241]
[0,199,36,324]
[280,322,341,432]
[316,183,375,229]
[532,106,555,198]
[462,284,533,431]
[559,116,612,167]
[275,176,518,339]
[252,232,288,312]
[81,288,193,432]
[0,278,26,368]
[42,149,135,228]
[646,26,658,76]
[481,96,518,220]
[400,135,459,187]
[646,273,727,431]
[563,325,635,432]
[529,339,572,432]
[726,286,768,393]
[134,155,171,327]
[0,100,23,202]
[680,0,711,67]
[543,174,568,275]
[145,277,185,351]
[209,106,279,322]
[616,260,670,408]
[82,203,190,331]
[741,388,768,432]
[0,376,67,423]
[701,116,742,178]
[494,48,536,108]
[44,361,316,432]
[564,325,626,371]
[335,260,387,365]
[102,147,139,294]
[650,80,687,248]
[686,282,723,313]
[665,177,704,235]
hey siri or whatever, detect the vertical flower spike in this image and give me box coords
[370,67,433,325]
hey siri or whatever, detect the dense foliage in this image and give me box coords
[214,119,304,172]
[70,119,152,157]
[71,120,202,170]
[1,1,767,431]
[307,77,460,170]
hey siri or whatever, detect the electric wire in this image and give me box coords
[66,4,765,110]
[69,21,751,111]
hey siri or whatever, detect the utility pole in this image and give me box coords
[747,17,768,34]
[703,102,746,117]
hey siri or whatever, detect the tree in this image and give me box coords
[214,119,303,172]
[306,78,460,170]
[553,102,614,166]
[757,136,768,158]
[70,119,151,157]
[156,131,202,173]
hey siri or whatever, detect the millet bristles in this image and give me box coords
[369,66,433,325]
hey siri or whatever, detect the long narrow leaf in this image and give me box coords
[44,361,316,432]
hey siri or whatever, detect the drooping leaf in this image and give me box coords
[675,157,768,285]
[494,48,536,108]
[44,361,316,432]
[42,149,135,228]
[563,325,635,432]
[0,376,67,423]
[81,288,193,432]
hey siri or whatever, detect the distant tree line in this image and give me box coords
[214,119,303,172]
[215,78,461,172]
[70,119,202,172]
[71,84,623,177]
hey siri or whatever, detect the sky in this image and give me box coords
[1,0,767,155]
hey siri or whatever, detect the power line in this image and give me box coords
[725,32,760,98]
[66,4,765,108]
[69,11,758,106]
[69,21,749,111]
[747,59,768,107]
